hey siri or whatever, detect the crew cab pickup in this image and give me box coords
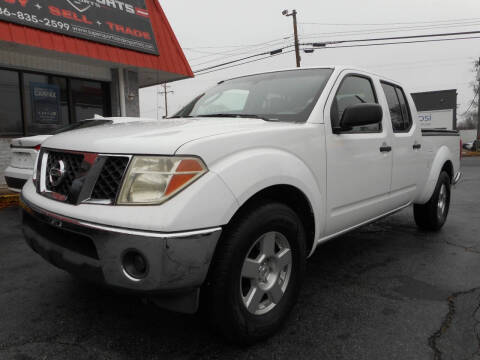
[20,67,461,344]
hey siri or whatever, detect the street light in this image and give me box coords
[282,9,301,67]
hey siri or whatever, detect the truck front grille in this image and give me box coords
[38,149,130,205]
[45,151,84,196]
[91,156,130,201]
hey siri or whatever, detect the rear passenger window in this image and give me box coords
[395,87,412,131]
[331,75,381,133]
[381,82,412,132]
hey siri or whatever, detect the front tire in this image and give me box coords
[202,202,306,344]
[414,171,451,231]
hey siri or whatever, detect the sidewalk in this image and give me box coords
[0,186,19,209]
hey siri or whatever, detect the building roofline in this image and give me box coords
[0,0,193,80]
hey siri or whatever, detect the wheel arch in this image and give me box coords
[441,160,454,182]
[415,145,454,204]
[223,184,316,257]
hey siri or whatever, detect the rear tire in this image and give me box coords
[414,171,451,231]
[202,202,306,345]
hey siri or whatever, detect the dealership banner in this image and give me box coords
[0,0,159,54]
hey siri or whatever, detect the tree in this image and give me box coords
[459,59,479,129]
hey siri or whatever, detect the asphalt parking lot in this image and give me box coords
[1,158,479,360]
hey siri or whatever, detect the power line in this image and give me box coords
[361,56,474,68]
[299,21,480,40]
[188,38,293,67]
[464,88,479,114]
[193,45,294,73]
[302,35,480,50]
[192,30,480,77]
[184,36,294,65]
[299,17,480,26]
[302,29,480,46]
[183,35,292,50]
[364,59,473,71]
[187,37,291,61]
[195,50,295,76]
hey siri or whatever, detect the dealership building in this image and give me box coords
[0,0,192,186]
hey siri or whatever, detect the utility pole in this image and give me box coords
[158,83,174,118]
[282,9,301,67]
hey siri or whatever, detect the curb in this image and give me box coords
[462,151,480,157]
[0,192,19,209]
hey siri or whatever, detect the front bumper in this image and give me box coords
[20,197,222,296]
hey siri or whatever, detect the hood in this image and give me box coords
[41,118,278,154]
[11,135,51,148]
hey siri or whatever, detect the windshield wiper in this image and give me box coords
[195,113,278,121]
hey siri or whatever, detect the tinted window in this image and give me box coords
[395,87,412,131]
[381,83,403,131]
[174,69,333,123]
[0,69,22,136]
[381,82,412,132]
[71,79,106,122]
[51,76,69,127]
[331,75,380,132]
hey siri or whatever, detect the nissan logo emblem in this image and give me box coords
[49,160,67,187]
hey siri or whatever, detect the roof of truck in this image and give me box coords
[221,65,401,85]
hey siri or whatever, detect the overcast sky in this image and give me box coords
[140,0,480,122]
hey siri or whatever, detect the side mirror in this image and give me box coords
[335,103,383,133]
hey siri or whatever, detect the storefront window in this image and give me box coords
[0,69,22,136]
[71,79,106,122]
[23,73,69,135]
[51,77,69,127]
[0,70,110,137]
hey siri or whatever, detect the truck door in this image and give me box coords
[380,82,423,208]
[324,72,393,235]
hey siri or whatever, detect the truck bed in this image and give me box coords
[421,129,459,136]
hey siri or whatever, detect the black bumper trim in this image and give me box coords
[5,176,27,191]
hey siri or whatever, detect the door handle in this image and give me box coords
[379,145,392,153]
[413,143,421,150]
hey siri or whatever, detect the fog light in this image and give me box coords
[122,250,148,280]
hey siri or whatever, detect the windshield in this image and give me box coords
[51,120,113,135]
[173,69,333,122]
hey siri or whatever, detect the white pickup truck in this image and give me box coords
[21,66,461,344]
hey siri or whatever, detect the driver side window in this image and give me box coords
[331,75,381,133]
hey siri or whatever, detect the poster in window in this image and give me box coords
[30,83,61,125]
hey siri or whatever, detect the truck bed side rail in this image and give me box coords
[421,129,459,136]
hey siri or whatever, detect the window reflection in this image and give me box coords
[0,69,22,135]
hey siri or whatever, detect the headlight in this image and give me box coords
[117,156,207,205]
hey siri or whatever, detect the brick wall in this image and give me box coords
[0,138,12,185]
